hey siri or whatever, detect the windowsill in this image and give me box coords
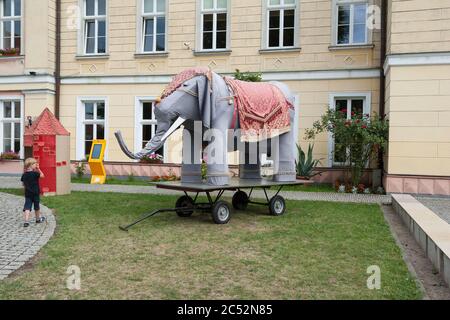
[0,54,24,60]
[75,54,110,60]
[193,50,232,56]
[134,52,169,58]
[259,47,301,54]
[328,44,375,51]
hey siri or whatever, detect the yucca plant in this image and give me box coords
[295,144,322,179]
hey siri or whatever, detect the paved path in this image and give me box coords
[0,192,56,280]
[0,175,391,204]
[415,196,450,225]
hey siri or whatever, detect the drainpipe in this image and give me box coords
[54,0,61,119]
[378,0,387,185]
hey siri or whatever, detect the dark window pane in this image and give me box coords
[86,0,95,15]
[284,10,295,28]
[144,35,153,51]
[85,141,93,157]
[145,18,154,35]
[14,139,20,153]
[85,103,94,119]
[337,26,350,44]
[352,99,364,117]
[4,101,12,118]
[156,35,165,51]
[217,13,227,31]
[203,14,213,32]
[14,20,20,37]
[283,28,294,46]
[14,101,20,118]
[97,124,105,139]
[269,11,280,29]
[269,29,279,47]
[142,125,152,141]
[98,0,106,15]
[353,24,366,43]
[335,100,347,113]
[216,32,226,49]
[14,0,20,15]
[203,32,213,49]
[98,36,106,53]
[86,37,95,53]
[85,124,94,140]
[86,21,95,37]
[143,102,153,120]
[4,139,12,152]
[96,103,105,119]
[338,6,350,25]
[3,122,11,138]
[3,0,11,16]
[156,146,164,157]
[14,122,20,138]
[156,17,165,34]
[98,20,105,37]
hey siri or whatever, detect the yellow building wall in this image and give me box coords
[389,0,450,54]
[387,65,450,176]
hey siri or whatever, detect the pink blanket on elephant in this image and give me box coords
[161,67,212,99]
[224,77,293,142]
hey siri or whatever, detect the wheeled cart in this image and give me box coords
[119,178,313,231]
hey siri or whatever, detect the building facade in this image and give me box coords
[0,0,449,195]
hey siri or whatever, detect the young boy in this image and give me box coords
[21,158,45,227]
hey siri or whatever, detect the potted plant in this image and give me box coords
[0,151,20,161]
[139,153,163,164]
[0,48,20,56]
[295,143,322,180]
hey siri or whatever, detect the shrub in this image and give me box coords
[233,69,262,82]
[0,151,20,160]
[295,143,323,179]
[140,153,163,164]
[75,161,86,179]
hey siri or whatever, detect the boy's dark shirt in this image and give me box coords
[21,171,41,197]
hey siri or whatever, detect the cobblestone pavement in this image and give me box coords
[0,192,56,280]
[0,176,391,204]
[415,196,450,225]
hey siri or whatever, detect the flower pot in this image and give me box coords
[296,175,310,180]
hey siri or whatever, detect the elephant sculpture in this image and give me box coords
[115,67,297,186]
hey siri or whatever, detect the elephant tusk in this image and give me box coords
[161,117,186,142]
[114,130,139,159]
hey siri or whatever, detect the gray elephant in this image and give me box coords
[115,69,297,186]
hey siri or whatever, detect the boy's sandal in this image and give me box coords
[24,222,30,227]
[36,217,46,223]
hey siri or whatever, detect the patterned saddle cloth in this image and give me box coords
[224,77,293,142]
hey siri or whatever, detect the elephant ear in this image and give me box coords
[196,75,213,129]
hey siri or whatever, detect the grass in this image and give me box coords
[71,176,336,192]
[0,189,421,300]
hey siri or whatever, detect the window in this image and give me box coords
[199,0,229,51]
[265,0,297,49]
[135,99,164,159]
[329,94,370,166]
[77,100,106,160]
[334,1,368,45]
[0,99,22,156]
[0,0,21,52]
[83,0,107,54]
[141,0,166,53]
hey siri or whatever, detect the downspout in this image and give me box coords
[54,0,61,119]
[378,0,387,185]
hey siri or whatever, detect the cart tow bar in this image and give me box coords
[119,207,191,231]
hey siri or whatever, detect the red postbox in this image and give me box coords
[24,108,71,196]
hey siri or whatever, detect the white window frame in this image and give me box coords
[0,96,24,159]
[0,0,23,53]
[137,0,168,54]
[328,92,371,167]
[79,0,107,55]
[76,97,109,160]
[332,0,371,46]
[134,96,167,162]
[261,0,299,50]
[196,0,231,52]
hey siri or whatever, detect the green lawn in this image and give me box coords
[71,176,336,192]
[0,189,421,300]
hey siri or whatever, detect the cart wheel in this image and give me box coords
[232,191,249,210]
[269,195,286,216]
[175,195,194,217]
[211,201,231,224]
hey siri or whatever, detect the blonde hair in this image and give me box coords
[24,158,37,170]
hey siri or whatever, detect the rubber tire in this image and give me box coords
[269,195,286,216]
[175,195,194,217]
[232,191,249,210]
[211,201,231,224]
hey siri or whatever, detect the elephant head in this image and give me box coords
[115,75,210,159]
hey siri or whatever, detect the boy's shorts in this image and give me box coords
[24,195,40,211]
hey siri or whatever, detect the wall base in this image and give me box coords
[384,173,450,196]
